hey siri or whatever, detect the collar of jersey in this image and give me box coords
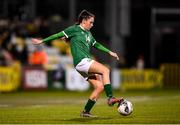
[79,25,87,32]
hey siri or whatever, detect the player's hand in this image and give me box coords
[60,37,68,41]
[109,51,119,60]
[31,38,43,45]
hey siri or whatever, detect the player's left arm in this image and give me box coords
[93,41,119,60]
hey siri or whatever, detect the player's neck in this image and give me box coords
[79,24,87,31]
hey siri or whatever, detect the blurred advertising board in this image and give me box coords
[160,63,180,88]
[120,69,163,90]
[0,63,21,92]
[23,66,48,90]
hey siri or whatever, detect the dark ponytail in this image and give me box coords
[77,10,95,24]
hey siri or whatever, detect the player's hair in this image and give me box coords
[77,10,95,24]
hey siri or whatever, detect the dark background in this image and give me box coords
[0,0,180,68]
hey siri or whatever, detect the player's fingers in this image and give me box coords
[31,38,38,44]
[114,53,119,60]
[116,56,119,60]
[32,38,41,45]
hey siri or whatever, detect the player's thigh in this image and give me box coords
[88,60,108,74]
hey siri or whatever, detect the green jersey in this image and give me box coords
[63,25,96,66]
[42,24,110,67]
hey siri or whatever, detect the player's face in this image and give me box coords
[83,17,94,30]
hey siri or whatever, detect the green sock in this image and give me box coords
[84,99,96,113]
[104,84,113,98]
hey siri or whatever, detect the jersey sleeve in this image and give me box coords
[91,33,110,53]
[42,31,64,43]
[93,41,110,53]
[63,25,75,38]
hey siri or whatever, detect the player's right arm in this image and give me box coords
[32,31,65,45]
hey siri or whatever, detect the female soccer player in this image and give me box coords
[32,10,123,117]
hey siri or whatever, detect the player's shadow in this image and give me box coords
[62,117,113,123]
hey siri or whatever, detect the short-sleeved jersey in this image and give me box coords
[63,25,96,66]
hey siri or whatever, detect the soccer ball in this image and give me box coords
[117,100,133,116]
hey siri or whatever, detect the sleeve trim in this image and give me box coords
[92,41,96,46]
[63,31,68,38]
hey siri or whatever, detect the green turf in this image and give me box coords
[0,89,180,124]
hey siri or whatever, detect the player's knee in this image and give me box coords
[102,67,110,75]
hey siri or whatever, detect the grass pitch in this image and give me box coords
[0,89,180,124]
